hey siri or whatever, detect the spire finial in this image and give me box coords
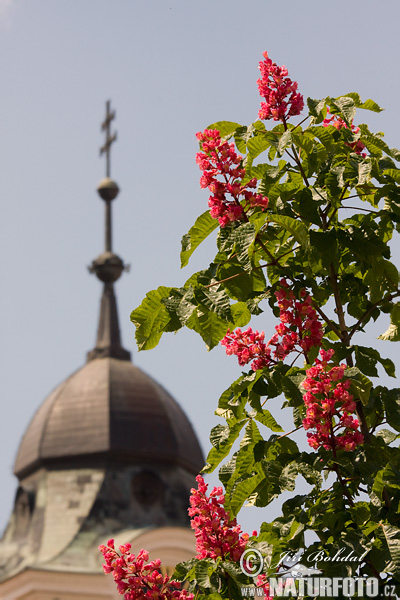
[87,101,130,363]
[100,100,117,178]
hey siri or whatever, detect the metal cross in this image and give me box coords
[100,100,117,178]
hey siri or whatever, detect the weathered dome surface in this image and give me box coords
[14,357,204,479]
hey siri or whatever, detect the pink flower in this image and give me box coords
[196,129,268,227]
[257,51,304,122]
[323,108,367,157]
[302,350,364,452]
[221,280,323,370]
[188,475,253,562]
[99,541,193,600]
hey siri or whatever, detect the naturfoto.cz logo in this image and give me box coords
[239,548,397,598]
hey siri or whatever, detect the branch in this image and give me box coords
[348,290,400,341]
[311,300,342,339]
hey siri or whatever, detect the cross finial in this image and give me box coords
[100,100,117,178]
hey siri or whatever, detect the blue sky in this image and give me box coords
[1,0,399,536]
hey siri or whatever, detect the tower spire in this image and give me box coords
[100,99,117,179]
[87,101,131,362]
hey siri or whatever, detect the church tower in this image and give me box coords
[0,102,204,600]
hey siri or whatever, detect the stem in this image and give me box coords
[348,290,400,341]
[339,205,378,213]
[330,264,349,342]
[277,425,303,440]
[282,117,310,187]
[203,272,246,289]
[311,300,343,339]
[332,462,355,507]
[290,115,310,133]
[328,263,370,440]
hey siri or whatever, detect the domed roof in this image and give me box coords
[14,106,204,483]
[14,357,204,479]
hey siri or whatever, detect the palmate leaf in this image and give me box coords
[373,462,400,501]
[194,283,232,320]
[307,97,327,123]
[180,210,218,268]
[381,388,400,432]
[130,286,174,350]
[254,410,284,432]
[267,214,310,250]
[329,96,357,126]
[228,462,266,515]
[277,130,292,156]
[247,135,272,159]
[203,419,248,473]
[359,125,400,161]
[187,309,231,351]
[383,168,400,184]
[381,524,400,577]
[206,120,242,138]
[232,222,256,272]
[218,371,263,410]
[195,560,218,589]
[345,367,373,405]
[354,345,396,378]
[341,92,384,113]
[378,303,400,342]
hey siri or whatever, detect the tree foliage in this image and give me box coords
[129,52,400,599]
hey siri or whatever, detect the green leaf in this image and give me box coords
[247,135,272,159]
[376,429,398,444]
[267,214,310,250]
[277,130,292,156]
[330,96,356,126]
[229,462,265,515]
[378,303,400,342]
[194,284,232,320]
[345,367,373,405]
[342,92,384,113]
[280,370,306,407]
[195,560,218,588]
[230,302,251,327]
[381,388,400,432]
[309,229,338,267]
[254,410,284,432]
[204,419,248,473]
[206,121,241,138]
[307,97,327,122]
[381,525,400,577]
[279,462,298,492]
[349,501,371,526]
[378,323,400,342]
[187,309,230,351]
[354,345,396,378]
[383,168,400,184]
[297,462,322,487]
[233,222,256,272]
[294,187,322,226]
[180,210,218,268]
[130,286,173,350]
[172,558,198,582]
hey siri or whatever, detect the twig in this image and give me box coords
[348,290,400,340]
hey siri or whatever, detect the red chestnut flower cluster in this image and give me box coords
[257,51,304,122]
[323,108,367,157]
[271,280,324,359]
[188,475,255,562]
[196,129,268,228]
[302,348,364,452]
[221,327,272,371]
[221,280,323,370]
[99,540,193,600]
